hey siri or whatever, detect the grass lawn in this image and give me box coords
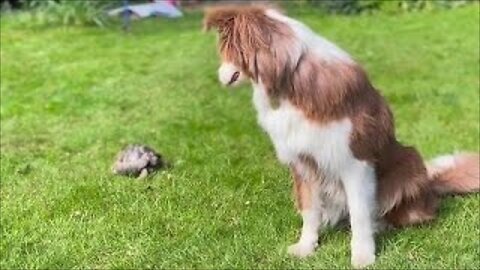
[1,5,479,269]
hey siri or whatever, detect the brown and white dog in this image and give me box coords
[204,5,479,268]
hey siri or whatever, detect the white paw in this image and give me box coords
[287,242,317,258]
[351,251,375,269]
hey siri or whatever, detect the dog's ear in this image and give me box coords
[203,7,238,33]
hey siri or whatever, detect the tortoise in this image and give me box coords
[112,144,165,179]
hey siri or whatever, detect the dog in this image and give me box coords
[203,5,479,268]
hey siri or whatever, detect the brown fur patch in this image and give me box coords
[376,144,430,215]
[291,154,319,211]
[384,189,439,227]
[291,169,312,211]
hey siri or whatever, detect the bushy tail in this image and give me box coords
[427,153,479,195]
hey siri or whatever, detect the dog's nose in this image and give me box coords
[228,72,240,85]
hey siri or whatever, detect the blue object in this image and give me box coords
[109,1,183,20]
[123,0,130,31]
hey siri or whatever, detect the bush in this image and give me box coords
[290,0,474,14]
[27,0,110,27]
[301,0,380,14]
[3,0,146,27]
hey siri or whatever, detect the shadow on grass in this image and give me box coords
[376,193,478,254]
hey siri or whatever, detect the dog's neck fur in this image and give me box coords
[265,9,352,64]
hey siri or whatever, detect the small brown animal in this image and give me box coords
[112,145,165,179]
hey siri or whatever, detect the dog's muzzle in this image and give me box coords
[218,62,243,87]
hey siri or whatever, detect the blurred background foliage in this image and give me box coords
[0,0,477,27]
[0,0,148,26]
[288,0,474,14]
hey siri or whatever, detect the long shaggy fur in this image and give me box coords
[428,153,479,195]
[204,4,479,266]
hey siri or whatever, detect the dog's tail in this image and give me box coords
[426,153,479,195]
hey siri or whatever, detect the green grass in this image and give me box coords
[1,5,479,269]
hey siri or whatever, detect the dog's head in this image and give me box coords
[204,5,301,91]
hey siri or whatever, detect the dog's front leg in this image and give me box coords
[341,161,377,268]
[287,163,322,258]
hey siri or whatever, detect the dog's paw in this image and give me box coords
[287,242,317,258]
[351,251,375,269]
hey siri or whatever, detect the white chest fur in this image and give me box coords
[252,82,355,179]
[251,81,360,227]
